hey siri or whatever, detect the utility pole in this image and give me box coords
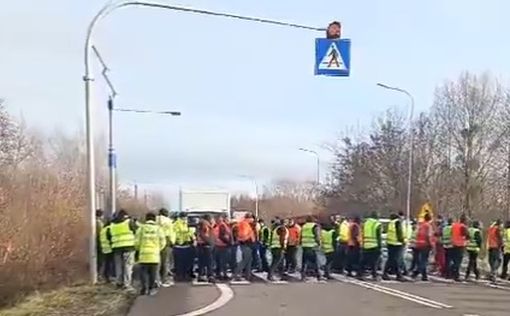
[134,183,138,201]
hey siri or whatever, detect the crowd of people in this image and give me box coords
[95,208,510,296]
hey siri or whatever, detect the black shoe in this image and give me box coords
[382,274,391,281]
[421,276,429,282]
[396,276,406,282]
[267,275,275,282]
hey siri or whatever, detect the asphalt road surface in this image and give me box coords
[128,274,510,316]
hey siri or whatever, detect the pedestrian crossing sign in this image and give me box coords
[315,38,351,77]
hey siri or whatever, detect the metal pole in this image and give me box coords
[298,148,320,184]
[85,0,324,284]
[255,181,259,218]
[84,49,97,285]
[377,83,415,224]
[108,97,116,219]
[316,155,320,184]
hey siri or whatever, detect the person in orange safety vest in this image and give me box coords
[213,214,232,281]
[487,219,503,282]
[450,214,469,282]
[285,218,301,273]
[232,213,256,282]
[413,213,434,281]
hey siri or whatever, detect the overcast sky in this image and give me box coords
[2,0,510,208]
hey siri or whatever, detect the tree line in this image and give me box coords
[322,72,510,223]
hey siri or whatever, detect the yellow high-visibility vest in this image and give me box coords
[301,223,319,248]
[110,219,135,249]
[135,221,166,263]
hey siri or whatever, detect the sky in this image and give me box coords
[1,0,510,208]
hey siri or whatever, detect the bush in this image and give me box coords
[0,102,89,307]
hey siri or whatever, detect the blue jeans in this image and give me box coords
[416,248,430,278]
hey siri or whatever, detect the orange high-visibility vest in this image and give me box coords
[487,224,501,249]
[287,225,301,246]
[415,222,432,249]
[451,222,467,247]
[237,220,255,242]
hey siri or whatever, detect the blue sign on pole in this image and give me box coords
[315,38,351,77]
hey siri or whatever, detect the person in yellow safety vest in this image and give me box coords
[442,218,453,278]
[321,223,335,280]
[501,220,510,280]
[258,218,270,273]
[267,218,289,281]
[465,220,482,280]
[135,212,167,295]
[382,213,405,281]
[99,220,114,283]
[300,215,322,281]
[336,217,350,274]
[408,220,419,273]
[397,211,411,276]
[358,211,382,281]
[107,209,138,290]
[156,208,174,287]
[173,212,194,282]
[95,209,105,278]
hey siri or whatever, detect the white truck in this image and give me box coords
[178,189,231,227]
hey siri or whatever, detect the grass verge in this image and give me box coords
[0,284,136,316]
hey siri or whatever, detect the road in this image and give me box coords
[128,274,510,316]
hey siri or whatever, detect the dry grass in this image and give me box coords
[0,284,136,316]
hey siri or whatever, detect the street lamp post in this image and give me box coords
[84,0,324,284]
[238,175,259,218]
[298,148,320,184]
[107,101,180,219]
[377,83,415,225]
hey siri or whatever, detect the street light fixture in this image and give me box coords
[377,82,415,225]
[298,147,320,184]
[238,174,259,218]
[84,0,325,284]
[107,97,180,221]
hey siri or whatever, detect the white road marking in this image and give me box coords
[192,280,214,286]
[174,283,234,316]
[428,275,455,284]
[230,280,251,285]
[331,274,452,309]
